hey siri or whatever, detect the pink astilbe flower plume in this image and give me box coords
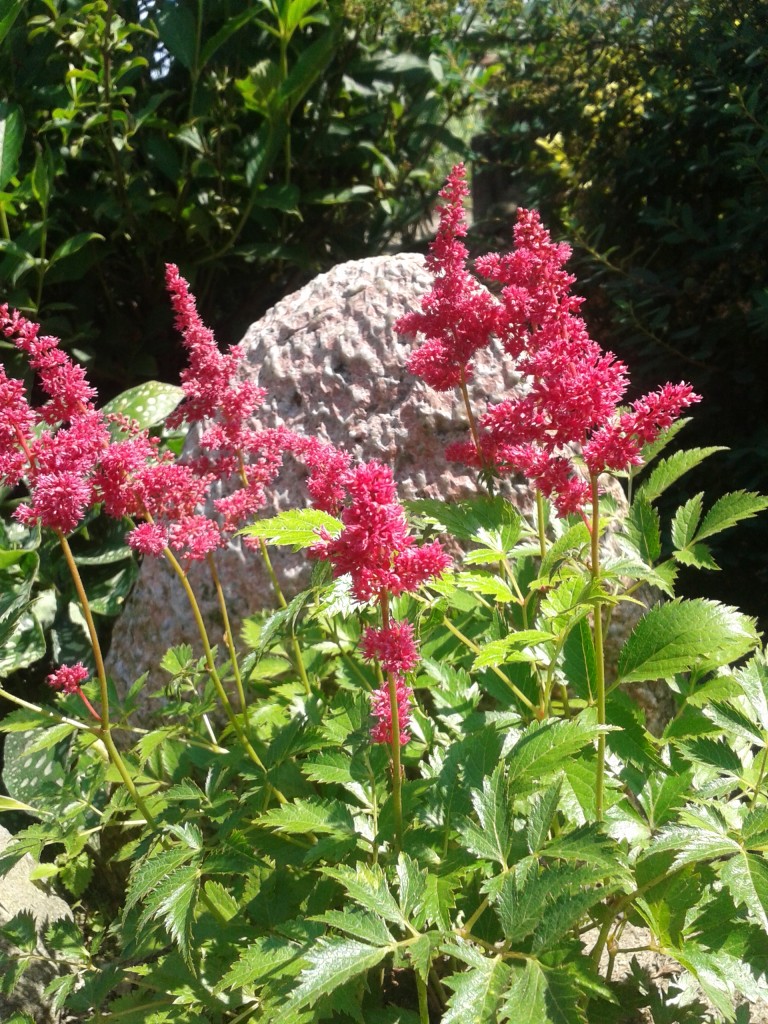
[370,676,413,746]
[395,164,500,392]
[398,169,700,516]
[312,459,450,745]
[0,306,110,534]
[310,460,451,603]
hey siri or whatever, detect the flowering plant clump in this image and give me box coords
[1,171,768,1024]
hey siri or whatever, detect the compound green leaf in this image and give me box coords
[721,852,768,932]
[240,507,342,549]
[442,954,511,1024]
[636,447,726,503]
[285,938,392,1012]
[617,600,759,683]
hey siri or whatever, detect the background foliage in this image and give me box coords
[0,0,485,391]
[470,0,768,619]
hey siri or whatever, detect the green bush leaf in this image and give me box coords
[0,99,24,190]
[720,852,768,932]
[506,717,608,791]
[285,937,392,1012]
[671,493,704,550]
[137,863,200,967]
[261,798,356,838]
[240,508,342,549]
[458,763,512,867]
[156,4,197,71]
[636,447,726,503]
[323,863,406,927]
[102,381,184,431]
[617,600,759,683]
[500,961,587,1024]
[442,953,511,1024]
[626,494,661,563]
[695,490,768,542]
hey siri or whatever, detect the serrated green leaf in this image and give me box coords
[261,798,355,837]
[215,934,301,995]
[735,654,768,733]
[499,960,548,1024]
[617,600,759,683]
[636,447,726,503]
[125,844,199,913]
[532,884,615,953]
[649,825,740,868]
[666,940,736,1021]
[506,716,607,791]
[405,495,517,543]
[540,523,591,578]
[541,824,627,875]
[703,698,765,744]
[313,908,394,946]
[137,863,200,966]
[442,954,511,1024]
[323,863,406,927]
[561,618,596,700]
[285,938,392,1012]
[240,508,342,549]
[396,852,427,920]
[742,807,768,848]
[679,736,743,775]
[721,852,768,932]
[626,495,662,564]
[500,961,586,1024]
[673,541,719,570]
[454,570,516,603]
[695,491,768,542]
[201,880,238,923]
[420,872,456,931]
[473,629,553,669]
[671,493,704,550]
[460,763,511,867]
[526,782,562,854]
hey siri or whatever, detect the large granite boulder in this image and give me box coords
[0,825,74,1024]
[106,252,524,694]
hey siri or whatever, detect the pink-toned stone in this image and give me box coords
[107,253,522,693]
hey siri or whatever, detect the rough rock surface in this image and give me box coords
[0,824,73,1024]
[106,252,526,695]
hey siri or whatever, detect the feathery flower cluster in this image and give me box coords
[165,264,289,536]
[396,165,499,392]
[0,306,109,534]
[312,460,450,744]
[397,169,700,515]
[47,662,90,695]
[310,460,451,603]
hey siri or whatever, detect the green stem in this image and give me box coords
[536,488,547,560]
[381,593,403,852]
[416,973,430,1024]
[750,743,768,809]
[162,545,281,795]
[57,531,111,728]
[590,474,607,822]
[206,552,246,713]
[442,616,536,712]
[0,205,10,241]
[0,686,91,731]
[255,534,311,694]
